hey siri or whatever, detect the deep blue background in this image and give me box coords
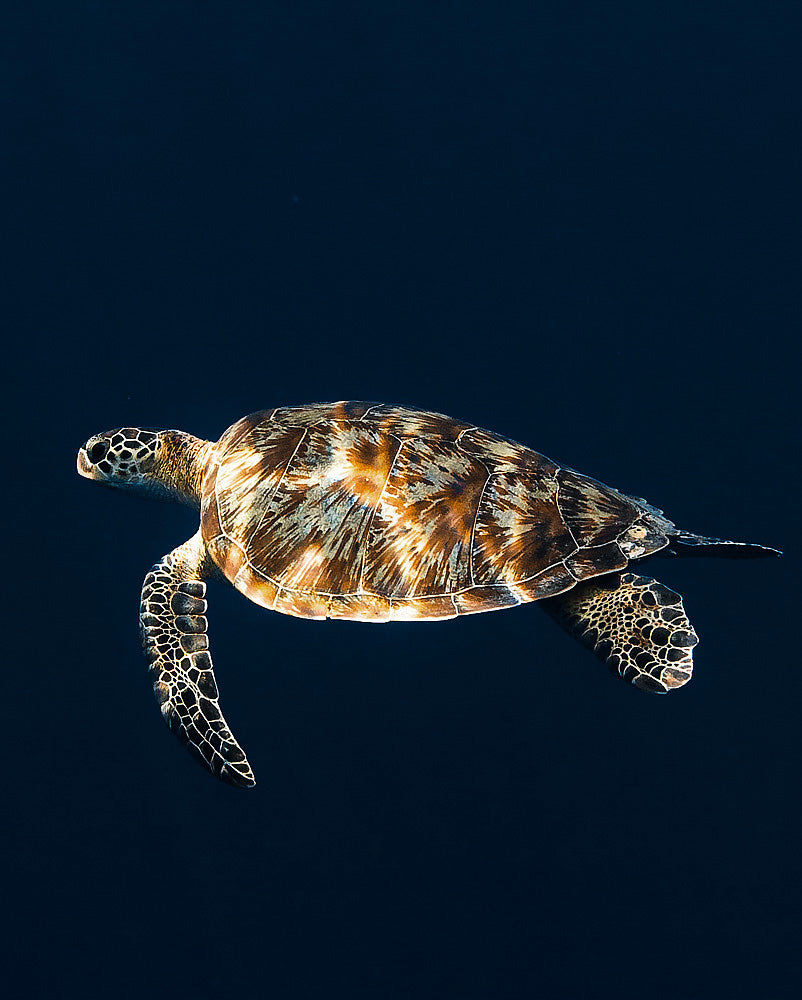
[6,3,799,997]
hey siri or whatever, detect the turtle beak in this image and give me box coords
[77,447,92,478]
[77,446,102,481]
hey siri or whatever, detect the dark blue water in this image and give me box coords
[7,4,799,997]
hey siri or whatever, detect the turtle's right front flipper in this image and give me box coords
[139,533,255,788]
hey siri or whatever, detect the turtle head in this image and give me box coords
[77,428,211,505]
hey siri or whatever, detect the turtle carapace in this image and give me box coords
[77,402,780,787]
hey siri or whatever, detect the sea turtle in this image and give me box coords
[77,402,779,787]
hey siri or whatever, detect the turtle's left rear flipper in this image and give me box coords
[540,572,698,693]
[667,533,782,559]
[140,532,255,787]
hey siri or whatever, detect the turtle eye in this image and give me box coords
[88,440,109,463]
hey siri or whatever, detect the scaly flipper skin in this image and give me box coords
[541,571,698,693]
[140,533,255,787]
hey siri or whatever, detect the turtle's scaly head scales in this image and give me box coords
[77,427,212,506]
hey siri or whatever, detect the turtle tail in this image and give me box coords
[667,532,782,559]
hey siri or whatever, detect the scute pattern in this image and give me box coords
[203,402,671,621]
[473,472,573,583]
[249,421,401,594]
[364,437,487,598]
[557,470,640,546]
[205,422,305,551]
[457,427,559,476]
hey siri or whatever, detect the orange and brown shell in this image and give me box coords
[200,402,675,622]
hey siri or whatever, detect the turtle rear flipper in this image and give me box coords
[541,572,697,693]
[140,532,255,787]
[667,533,782,559]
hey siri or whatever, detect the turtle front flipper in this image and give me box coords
[541,572,698,693]
[139,533,255,787]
